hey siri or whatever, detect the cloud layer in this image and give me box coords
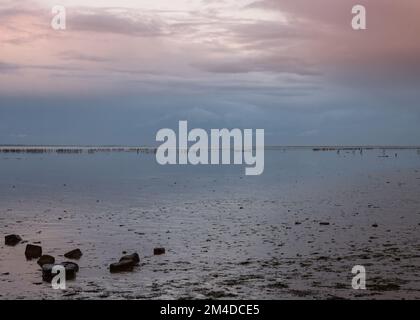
[1,0,420,145]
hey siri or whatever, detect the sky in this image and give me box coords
[0,0,420,145]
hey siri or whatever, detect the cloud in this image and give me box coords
[1,0,420,124]
[58,51,113,62]
[246,0,420,65]
[192,55,320,76]
[67,9,169,36]
[0,60,84,74]
[0,62,21,73]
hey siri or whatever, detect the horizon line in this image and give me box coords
[1,144,420,149]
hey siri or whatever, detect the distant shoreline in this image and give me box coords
[1,145,420,154]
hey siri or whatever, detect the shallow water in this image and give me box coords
[1,148,420,299]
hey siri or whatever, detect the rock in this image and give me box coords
[372,224,378,228]
[41,264,58,282]
[5,234,22,246]
[154,247,166,255]
[119,252,140,265]
[109,260,134,273]
[25,244,42,259]
[37,255,55,267]
[64,248,83,260]
[42,262,78,282]
[319,222,330,226]
[61,261,79,272]
[109,252,140,273]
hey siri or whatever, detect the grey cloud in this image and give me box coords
[0,62,20,73]
[68,9,168,36]
[191,55,320,76]
[0,61,83,73]
[0,0,37,19]
[58,51,113,63]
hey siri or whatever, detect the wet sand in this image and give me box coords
[1,149,420,299]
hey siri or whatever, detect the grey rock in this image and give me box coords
[119,252,140,265]
[64,248,83,260]
[42,262,79,282]
[5,234,22,246]
[25,244,42,259]
[154,247,166,255]
[61,261,79,272]
[109,260,134,273]
[37,255,55,267]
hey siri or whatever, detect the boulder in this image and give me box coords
[154,247,166,255]
[42,262,78,282]
[319,222,330,226]
[109,260,134,273]
[5,234,22,246]
[119,252,140,265]
[64,248,83,260]
[37,255,55,267]
[25,244,42,259]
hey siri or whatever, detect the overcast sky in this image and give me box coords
[1,0,419,145]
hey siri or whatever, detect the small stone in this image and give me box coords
[372,224,378,228]
[109,260,134,273]
[5,234,22,246]
[37,255,55,267]
[25,244,42,259]
[154,247,166,255]
[319,222,330,226]
[64,248,83,260]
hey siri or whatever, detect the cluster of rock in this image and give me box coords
[5,234,82,282]
[5,234,166,279]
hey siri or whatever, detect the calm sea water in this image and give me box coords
[1,148,419,202]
